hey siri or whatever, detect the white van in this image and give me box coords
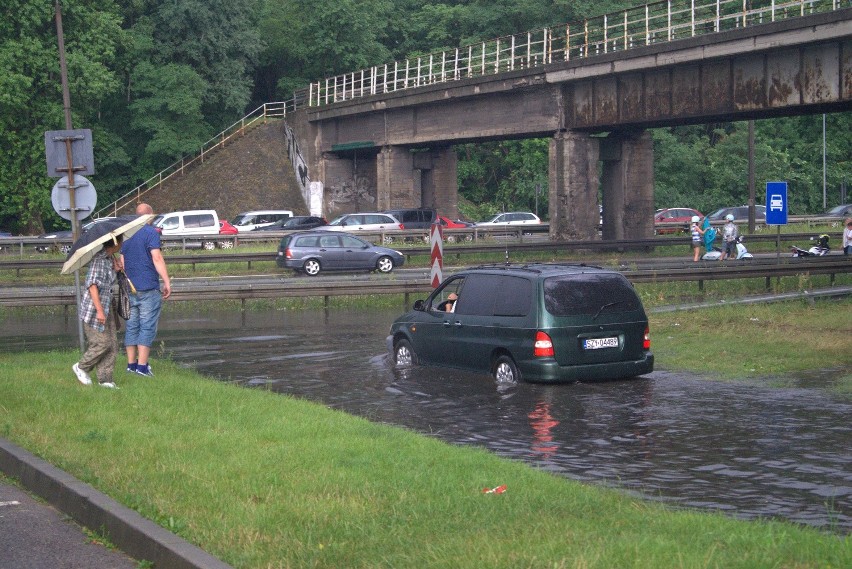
[231,210,294,232]
[153,210,225,250]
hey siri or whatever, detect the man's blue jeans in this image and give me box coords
[124,289,162,347]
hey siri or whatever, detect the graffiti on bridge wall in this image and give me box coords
[284,123,310,206]
[327,173,376,213]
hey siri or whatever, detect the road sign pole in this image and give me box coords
[55,1,85,353]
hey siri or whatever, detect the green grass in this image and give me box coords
[0,352,849,568]
[649,297,852,389]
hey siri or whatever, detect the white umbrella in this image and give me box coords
[61,214,154,275]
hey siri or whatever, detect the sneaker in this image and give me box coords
[72,363,92,386]
[99,382,119,389]
[134,365,154,377]
[126,363,137,373]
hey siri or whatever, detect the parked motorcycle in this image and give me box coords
[702,235,753,261]
[790,234,830,257]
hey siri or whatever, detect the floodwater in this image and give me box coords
[3,306,850,533]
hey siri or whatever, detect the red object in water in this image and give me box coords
[482,485,507,494]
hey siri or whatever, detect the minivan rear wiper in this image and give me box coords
[592,301,623,320]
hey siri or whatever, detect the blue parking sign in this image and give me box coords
[765,181,788,225]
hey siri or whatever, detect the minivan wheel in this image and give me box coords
[493,355,520,384]
[303,259,321,276]
[376,256,394,273]
[218,240,233,249]
[202,241,216,250]
[394,339,417,366]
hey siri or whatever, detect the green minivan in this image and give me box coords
[388,264,653,383]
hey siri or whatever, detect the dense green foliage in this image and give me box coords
[1,1,849,233]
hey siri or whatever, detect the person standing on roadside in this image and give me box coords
[719,214,739,261]
[690,215,706,262]
[72,236,123,389]
[843,218,852,255]
[121,203,171,377]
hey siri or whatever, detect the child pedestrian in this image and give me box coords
[719,214,739,260]
[72,236,124,389]
[690,215,706,262]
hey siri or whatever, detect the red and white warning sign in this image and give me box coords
[429,224,443,288]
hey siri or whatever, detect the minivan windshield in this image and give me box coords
[544,274,640,316]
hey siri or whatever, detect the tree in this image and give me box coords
[0,0,123,233]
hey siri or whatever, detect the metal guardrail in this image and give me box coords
[0,232,844,275]
[1,257,849,308]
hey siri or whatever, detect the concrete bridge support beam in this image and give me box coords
[548,131,600,241]
[377,146,415,211]
[600,131,655,241]
[429,146,459,220]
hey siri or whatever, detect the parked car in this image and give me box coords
[476,212,541,226]
[318,213,404,242]
[382,208,437,229]
[824,204,852,219]
[35,217,116,253]
[707,205,766,222]
[437,216,474,242]
[654,208,702,235]
[230,210,294,232]
[388,264,653,384]
[276,231,405,276]
[218,220,239,235]
[253,216,327,231]
[153,209,227,250]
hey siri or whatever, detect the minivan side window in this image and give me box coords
[185,214,215,229]
[454,274,531,317]
[159,217,179,230]
[544,274,640,316]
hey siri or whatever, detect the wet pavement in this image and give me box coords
[2,305,850,534]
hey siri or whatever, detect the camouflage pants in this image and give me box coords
[79,314,118,384]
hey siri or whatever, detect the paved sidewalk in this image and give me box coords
[0,480,138,569]
[0,438,233,569]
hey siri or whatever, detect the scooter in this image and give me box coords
[702,235,753,260]
[790,234,830,257]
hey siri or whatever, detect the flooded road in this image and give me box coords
[3,306,850,533]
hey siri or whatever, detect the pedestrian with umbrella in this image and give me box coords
[63,215,153,388]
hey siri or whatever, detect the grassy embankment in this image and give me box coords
[1,346,850,569]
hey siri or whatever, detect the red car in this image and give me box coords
[654,208,702,235]
[437,216,474,242]
[218,220,238,235]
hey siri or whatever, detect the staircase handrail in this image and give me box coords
[95,100,295,218]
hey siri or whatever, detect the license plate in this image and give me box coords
[584,337,619,350]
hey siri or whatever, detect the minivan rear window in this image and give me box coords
[544,274,640,316]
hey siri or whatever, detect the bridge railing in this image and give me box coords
[306,0,847,107]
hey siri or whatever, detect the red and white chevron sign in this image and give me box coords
[430,224,443,288]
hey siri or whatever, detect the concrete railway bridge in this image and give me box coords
[285,0,852,240]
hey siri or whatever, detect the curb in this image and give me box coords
[0,437,233,569]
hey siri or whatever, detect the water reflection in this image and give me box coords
[2,306,849,533]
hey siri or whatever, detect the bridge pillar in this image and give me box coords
[376,146,414,211]
[548,131,600,241]
[377,145,459,218]
[600,131,655,241]
[429,146,459,220]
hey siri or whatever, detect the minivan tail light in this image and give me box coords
[534,331,554,357]
[285,247,293,259]
[643,326,651,350]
